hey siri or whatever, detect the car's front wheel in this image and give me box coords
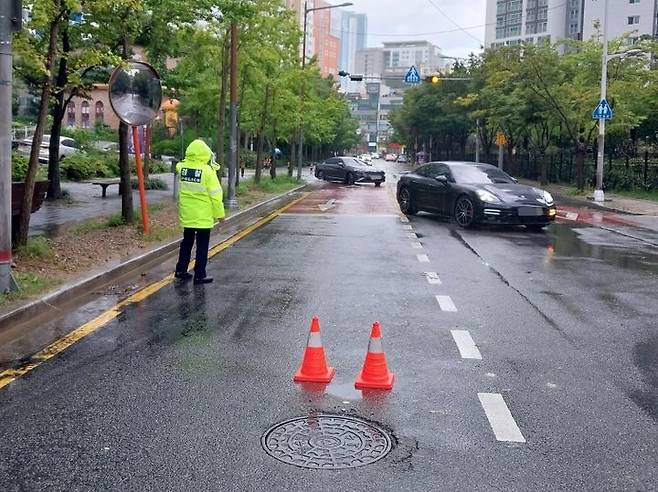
[317,170,325,181]
[398,187,417,215]
[454,195,476,228]
[374,181,382,188]
[345,172,355,185]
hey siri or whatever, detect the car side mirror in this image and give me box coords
[338,163,345,167]
[511,177,518,183]
[434,175,448,184]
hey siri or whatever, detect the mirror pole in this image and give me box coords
[132,126,150,234]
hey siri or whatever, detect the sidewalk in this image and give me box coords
[29,167,311,237]
[520,179,658,216]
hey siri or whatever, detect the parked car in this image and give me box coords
[315,156,386,187]
[370,152,380,159]
[21,135,80,163]
[385,153,397,162]
[359,153,372,163]
[396,154,408,163]
[396,161,557,230]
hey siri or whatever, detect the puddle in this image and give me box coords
[548,223,658,274]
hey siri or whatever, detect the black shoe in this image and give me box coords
[193,276,214,285]
[174,272,193,281]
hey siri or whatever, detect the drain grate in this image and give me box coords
[261,414,392,469]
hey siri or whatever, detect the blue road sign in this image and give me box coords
[592,98,613,120]
[404,66,421,85]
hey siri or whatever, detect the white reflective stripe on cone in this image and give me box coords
[368,337,384,354]
[307,331,323,348]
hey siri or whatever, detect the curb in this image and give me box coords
[0,183,309,333]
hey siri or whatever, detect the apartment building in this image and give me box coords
[355,41,444,80]
[485,0,657,49]
[313,0,341,77]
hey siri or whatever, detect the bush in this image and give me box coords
[147,160,171,174]
[131,177,168,190]
[11,154,46,182]
[60,152,118,181]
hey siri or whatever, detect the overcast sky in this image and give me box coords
[347,0,487,59]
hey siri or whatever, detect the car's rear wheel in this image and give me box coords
[317,170,325,181]
[454,195,476,228]
[398,187,417,215]
[374,181,382,188]
[345,173,355,185]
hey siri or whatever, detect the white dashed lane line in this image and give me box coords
[406,232,418,239]
[403,225,414,231]
[435,295,457,312]
[417,254,430,263]
[450,330,482,359]
[411,242,423,249]
[424,272,442,285]
[400,216,410,223]
[478,393,526,443]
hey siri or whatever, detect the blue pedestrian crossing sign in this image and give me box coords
[404,66,421,85]
[592,98,613,120]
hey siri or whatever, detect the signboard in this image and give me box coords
[404,66,421,85]
[592,98,613,120]
[495,132,507,146]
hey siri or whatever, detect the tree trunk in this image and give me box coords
[289,141,296,177]
[118,36,133,223]
[47,20,70,201]
[217,36,229,167]
[254,84,271,183]
[575,140,586,192]
[540,152,548,185]
[119,122,134,223]
[16,8,61,247]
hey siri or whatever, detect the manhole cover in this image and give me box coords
[261,414,392,469]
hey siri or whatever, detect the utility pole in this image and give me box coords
[226,22,238,209]
[297,1,353,181]
[594,0,609,203]
[0,1,21,294]
[296,1,308,182]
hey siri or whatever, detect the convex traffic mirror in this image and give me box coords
[108,61,162,126]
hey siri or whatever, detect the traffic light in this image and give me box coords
[424,74,441,85]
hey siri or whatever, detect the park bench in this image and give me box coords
[91,178,121,198]
[11,181,49,240]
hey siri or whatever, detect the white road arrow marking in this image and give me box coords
[317,199,336,212]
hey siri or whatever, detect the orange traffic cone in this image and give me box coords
[355,322,395,390]
[293,317,336,383]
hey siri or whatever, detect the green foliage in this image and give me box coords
[237,176,301,195]
[16,236,53,259]
[12,154,29,181]
[131,177,168,190]
[60,152,118,181]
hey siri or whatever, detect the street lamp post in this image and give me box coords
[297,1,353,181]
[595,0,642,202]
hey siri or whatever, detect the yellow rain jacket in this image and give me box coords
[176,140,225,229]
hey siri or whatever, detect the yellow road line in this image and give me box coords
[0,193,309,391]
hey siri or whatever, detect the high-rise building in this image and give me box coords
[335,10,367,74]
[285,0,316,59]
[354,47,385,77]
[485,0,657,49]
[485,0,570,48]
[582,0,656,43]
[313,0,341,77]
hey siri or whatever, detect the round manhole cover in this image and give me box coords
[261,414,392,469]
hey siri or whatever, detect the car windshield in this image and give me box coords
[451,165,514,184]
[344,158,369,167]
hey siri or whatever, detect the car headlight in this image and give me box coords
[476,189,501,203]
[543,191,554,205]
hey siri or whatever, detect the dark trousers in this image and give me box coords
[175,228,211,279]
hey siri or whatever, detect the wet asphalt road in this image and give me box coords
[1,160,657,490]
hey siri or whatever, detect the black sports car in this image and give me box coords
[315,156,386,187]
[396,161,557,230]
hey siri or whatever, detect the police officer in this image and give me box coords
[174,139,225,284]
